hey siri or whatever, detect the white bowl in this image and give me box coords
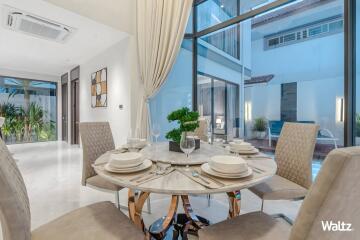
[232,139,244,144]
[229,142,253,150]
[135,139,148,149]
[109,152,143,168]
[209,155,248,174]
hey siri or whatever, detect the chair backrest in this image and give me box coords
[290,147,360,240]
[79,122,115,185]
[275,122,319,189]
[268,120,284,135]
[194,118,208,142]
[0,139,31,240]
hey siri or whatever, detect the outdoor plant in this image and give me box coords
[38,121,56,141]
[252,117,267,132]
[13,113,25,142]
[0,101,54,143]
[356,113,360,137]
[165,107,199,144]
[26,102,44,141]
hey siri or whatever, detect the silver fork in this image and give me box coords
[193,170,225,187]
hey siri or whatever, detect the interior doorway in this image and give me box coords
[70,67,80,145]
[61,73,68,142]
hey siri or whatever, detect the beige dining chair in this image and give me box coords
[194,118,208,142]
[199,146,360,240]
[249,122,319,224]
[0,138,144,240]
[79,122,151,212]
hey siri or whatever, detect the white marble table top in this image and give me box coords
[140,142,229,165]
[94,148,277,195]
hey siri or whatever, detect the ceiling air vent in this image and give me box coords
[3,5,75,43]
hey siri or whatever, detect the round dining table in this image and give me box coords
[93,142,277,239]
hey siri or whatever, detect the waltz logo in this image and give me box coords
[321,221,353,232]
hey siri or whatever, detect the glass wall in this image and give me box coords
[245,0,344,153]
[356,2,360,145]
[197,75,239,141]
[150,0,349,154]
[0,77,57,144]
[149,40,193,140]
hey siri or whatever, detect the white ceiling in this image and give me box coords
[0,0,129,77]
[44,0,136,34]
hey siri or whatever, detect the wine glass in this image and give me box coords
[180,132,195,171]
[151,123,161,144]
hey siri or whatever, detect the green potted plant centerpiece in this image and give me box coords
[252,117,267,139]
[165,107,200,152]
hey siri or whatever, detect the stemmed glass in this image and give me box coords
[151,124,161,160]
[180,132,195,171]
[151,123,161,144]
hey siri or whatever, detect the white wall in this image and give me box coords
[247,14,344,144]
[79,38,132,147]
[0,67,61,140]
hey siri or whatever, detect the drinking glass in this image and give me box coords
[127,129,139,152]
[180,132,195,170]
[151,123,161,144]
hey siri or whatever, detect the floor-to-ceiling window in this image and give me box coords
[246,0,344,155]
[149,39,193,140]
[0,76,57,144]
[150,0,353,154]
[355,1,360,145]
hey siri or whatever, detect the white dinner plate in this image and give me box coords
[229,147,259,155]
[105,159,152,173]
[201,163,253,179]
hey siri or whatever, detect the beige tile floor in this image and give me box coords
[2,141,303,239]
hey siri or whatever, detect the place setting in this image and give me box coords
[94,150,175,186]
[179,154,268,189]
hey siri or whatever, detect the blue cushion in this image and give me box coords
[268,121,284,135]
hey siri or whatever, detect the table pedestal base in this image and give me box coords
[149,213,209,240]
[128,190,241,240]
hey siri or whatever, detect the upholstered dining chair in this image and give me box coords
[199,146,360,240]
[0,138,144,240]
[79,122,151,212]
[248,122,319,224]
[194,118,208,142]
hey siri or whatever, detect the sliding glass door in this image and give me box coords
[197,74,239,141]
[0,76,57,144]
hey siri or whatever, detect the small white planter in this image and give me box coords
[254,131,266,139]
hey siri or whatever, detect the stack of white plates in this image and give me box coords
[105,152,152,173]
[228,141,259,155]
[201,155,252,179]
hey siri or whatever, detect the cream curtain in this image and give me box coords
[135,0,193,138]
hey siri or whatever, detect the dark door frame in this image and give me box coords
[61,73,68,142]
[70,66,80,145]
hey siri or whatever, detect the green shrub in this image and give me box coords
[252,117,267,132]
[165,107,199,144]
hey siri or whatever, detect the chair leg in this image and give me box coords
[271,213,294,225]
[261,199,264,212]
[115,191,120,209]
[207,194,211,207]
